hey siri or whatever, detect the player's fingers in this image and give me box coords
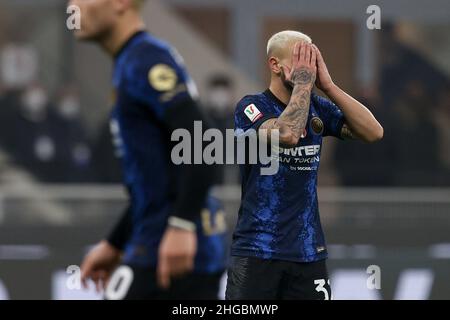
[87,271,99,292]
[81,273,89,290]
[97,270,108,290]
[102,272,113,290]
[312,44,323,62]
[171,256,194,277]
[280,65,291,79]
[310,46,317,67]
[165,256,184,277]
[95,278,103,293]
[184,256,194,273]
[299,42,306,62]
[305,44,312,65]
[157,256,171,289]
[292,42,300,65]
[80,261,92,289]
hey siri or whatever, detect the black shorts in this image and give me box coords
[104,265,223,300]
[226,256,331,300]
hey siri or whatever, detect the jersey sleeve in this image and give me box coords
[312,93,345,138]
[234,96,277,136]
[122,45,197,121]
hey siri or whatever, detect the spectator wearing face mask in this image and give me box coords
[1,83,93,183]
[53,84,93,183]
[204,74,238,185]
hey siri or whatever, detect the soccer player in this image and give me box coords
[227,31,383,300]
[69,0,226,299]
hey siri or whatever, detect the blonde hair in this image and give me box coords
[267,30,312,57]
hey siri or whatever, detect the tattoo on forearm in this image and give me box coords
[278,86,311,138]
[341,124,356,140]
[261,81,313,144]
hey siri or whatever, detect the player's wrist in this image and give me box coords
[167,216,197,232]
[101,239,123,253]
[292,78,315,91]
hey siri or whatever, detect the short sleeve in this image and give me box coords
[122,45,198,121]
[312,93,345,138]
[234,96,277,136]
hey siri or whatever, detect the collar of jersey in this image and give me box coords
[114,30,147,60]
[263,89,288,109]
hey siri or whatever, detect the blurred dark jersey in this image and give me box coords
[111,31,226,272]
[233,90,344,262]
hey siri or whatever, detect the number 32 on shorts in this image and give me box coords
[314,279,332,300]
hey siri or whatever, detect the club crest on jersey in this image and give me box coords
[244,104,263,122]
[311,117,324,135]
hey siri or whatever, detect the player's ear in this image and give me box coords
[268,57,282,75]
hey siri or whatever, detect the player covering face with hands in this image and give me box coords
[69,0,226,299]
[227,31,383,300]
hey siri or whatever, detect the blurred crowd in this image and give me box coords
[334,28,450,186]
[0,28,448,187]
[0,41,121,184]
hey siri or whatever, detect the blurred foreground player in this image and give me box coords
[70,0,226,299]
[227,31,384,299]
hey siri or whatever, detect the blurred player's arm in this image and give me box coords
[106,204,132,250]
[164,97,218,226]
[126,47,218,288]
[143,54,218,288]
[260,42,317,147]
[155,96,217,289]
[127,48,216,226]
[312,44,383,142]
[79,205,130,291]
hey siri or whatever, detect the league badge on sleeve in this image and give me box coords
[244,104,263,122]
[148,64,178,92]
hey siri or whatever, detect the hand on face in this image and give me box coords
[312,44,335,93]
[280,42,317,88]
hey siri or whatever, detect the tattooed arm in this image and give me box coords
[260,42,317,147]
[340,123,356,140]
[313,44,383,142]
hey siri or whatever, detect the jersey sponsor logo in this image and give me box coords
[311,117,324,135]
[148,64,178,92]
[244,104,263,122]
[274,144,321,157]
[273,144,321,171]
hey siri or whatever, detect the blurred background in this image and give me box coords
[0,0,449,299]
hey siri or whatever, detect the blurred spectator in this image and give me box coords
[0,83,93,183]
[334,86,395,186]
[431,86,450,185]
[53,84,93,182]
[204,74,235,132]
[0,36,95,183]
[335,26,450,187]
[204,74,238,185]
[90,120,123,183]
[1,42,38,91]
[390,79,441,186]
